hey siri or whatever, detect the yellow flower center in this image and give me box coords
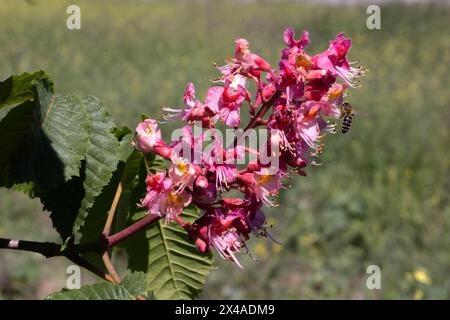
[176,161,188,174]
[296,54,311,70]
[328,88,343,101]
[167,191,183,206]
[257,173,274,185]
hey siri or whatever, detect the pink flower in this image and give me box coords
[320,83,348,118]
[187,209,245,267]
[140,171,172,214]
[163,83,218,125]
[311,33,363,87]
[216,38,272,85]
[171,125,204,164]
[219,85,246,127]
[192,176,218,206]
[254,168,283,206]
[283,139,309,168]
[234,38,271,74]
[159,189,192,225]
[204,85,223,114]
[140,171,192,224]
[237,169,283,207]
[202,136,243,189]
[169,155,200,192]
[206,80,250,127]
[304,69,336,101]
[135,119,163,153]
[283,27,310,50]
[135,118,173,159]
[132,27,365,267]
[295,102,322,148]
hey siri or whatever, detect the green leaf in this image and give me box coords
[120,272,148,296]
[42,173,85,240]
[117,133,135,162]
[0,101,35,173]
[0,79,89,192]
[77,162,125,270]
[0,71,124,240]
[39,96,122,240]
[46,282,134,300]
[46,272,149,300]
[126,206,214,300]
[0,71,54,109]
[74,96,120,234]
[79,148,142,239]
[112,126,132,141]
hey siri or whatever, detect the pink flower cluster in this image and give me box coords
[134,28,364,267]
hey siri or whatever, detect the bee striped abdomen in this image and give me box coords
[341,113,353,134]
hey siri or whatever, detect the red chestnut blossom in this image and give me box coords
[135,119,163,153]
[169,155,200,192]
[216,38,272,85]
[283,27,310,50]
[134,27,365,267]
[311,32,365,87]
[134,119,173,159]
[202,135,244,189]
[236,168,283,207]
[162,82,218,126]
[218,85,247,127]
[140,171,191,225]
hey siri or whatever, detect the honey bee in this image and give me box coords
[339,102,354,134]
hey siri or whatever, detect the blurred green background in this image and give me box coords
[0,0,449,299]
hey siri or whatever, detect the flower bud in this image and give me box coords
[135,119,163,154]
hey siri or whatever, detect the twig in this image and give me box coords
[232,90,281,147]
[0,238,61,257]
[101,252,122,283]
[102,181,124,236]
[107,214,160,248]
[0,237,109,281]
[0,238,103,257]
[101,172,128,283]
[243,90,281,132]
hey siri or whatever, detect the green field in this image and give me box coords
[0,0,449,299]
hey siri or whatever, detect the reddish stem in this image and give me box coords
[106,214,160,248]
[233,89,281,148]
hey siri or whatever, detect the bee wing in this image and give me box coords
[352,108,370,117]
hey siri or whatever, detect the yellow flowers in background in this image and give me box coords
[405,267,432,285]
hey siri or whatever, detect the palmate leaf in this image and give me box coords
[45,272,148,300]
[126,206,215,300]
[0,71,122,240]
